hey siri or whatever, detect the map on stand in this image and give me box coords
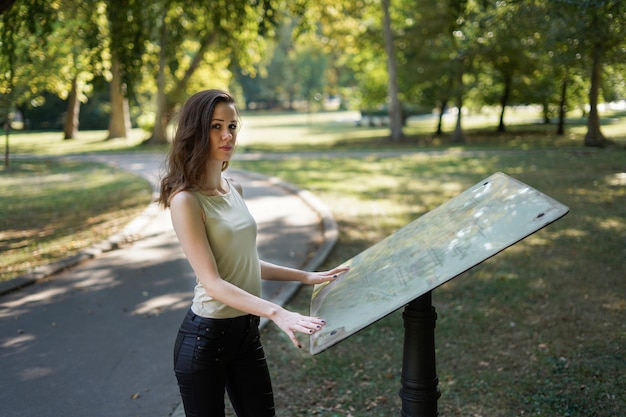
[310,172,569,354]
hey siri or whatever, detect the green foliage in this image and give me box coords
[3,0,626,148]
[0,0,57,112]
[235,18,331,110]
[107,0,152,97]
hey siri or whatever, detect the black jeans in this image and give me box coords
[173,309,275,417]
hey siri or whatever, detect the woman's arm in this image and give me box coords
[170,191,323,348]
[232,177,350,286]
[260,260,349,285]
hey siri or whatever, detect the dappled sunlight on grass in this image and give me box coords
[554,227,588,240]
[7,109,626,155]
[249,145,625,417]
[597,217,625,232]
[235,108,626,151]
[602,299,625,312]
[0,159,153,281]
[7,128,151,156]
[605,172,626,186]
[237,111,366,151]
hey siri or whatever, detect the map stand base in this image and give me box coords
[399,291,440,417]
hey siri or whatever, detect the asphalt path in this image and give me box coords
[0,152,337,417]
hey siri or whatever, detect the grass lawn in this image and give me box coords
[235,148,625,417]
[0,158,153,281]
[1,109,625,415]
[234,109,625,416]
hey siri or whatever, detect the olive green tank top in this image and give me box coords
[190,179,261,318]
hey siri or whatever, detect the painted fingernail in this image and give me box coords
[298,344,302,349]
[333,274,338,278]
[309,329,314,334]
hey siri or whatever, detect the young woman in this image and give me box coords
[159,89,348,417]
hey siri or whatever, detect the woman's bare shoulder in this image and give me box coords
[170,190,206,223]
[170,190,198,208]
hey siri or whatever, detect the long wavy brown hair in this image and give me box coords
[158,89,239,208]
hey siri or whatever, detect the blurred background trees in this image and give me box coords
[1,0,625,148]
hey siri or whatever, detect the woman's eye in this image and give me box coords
[211,124,221,129]
[229,124,237,130]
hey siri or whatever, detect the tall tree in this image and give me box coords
[540,1,588,135]
[106,0,151,139]
[448,0,475,144]
[471,1,542,133]
[49,0,105,139]
[144,0,278,144]
[381,0,403,141]
[296,0,405,136]
[0,0,56,166]
[551,0,626,147]
[397,0,470,138]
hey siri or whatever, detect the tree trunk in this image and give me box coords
[150,42,169,145]
[542,103,550,124]
[63,75,80,140]
[145,8,219,145]
[15,104,27,129]
[2,96,10,167]
[144,7,172,145]
[451,106,465,144]
[557,76,567,136]
[435,99,447,136]
[584,45,608,147]
[108,58,130,140]
[497,74,511,133]
[450,57,465,144]
[3,121,9,168]
[382,0,403,141]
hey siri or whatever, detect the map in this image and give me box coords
[310,172,569,354]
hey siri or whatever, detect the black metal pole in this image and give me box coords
[399,291,440,417]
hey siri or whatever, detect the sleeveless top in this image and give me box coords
[189,178,262,318]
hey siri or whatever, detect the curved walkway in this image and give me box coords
[0,152,338,417]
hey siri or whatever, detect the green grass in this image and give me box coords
[5,108,625,156]
[2,109,625,415]
[0,158,153,281]
[234,148,625,417]
[234,108,626,152]
[2,128,156,156]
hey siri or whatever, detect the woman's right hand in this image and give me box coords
[272,308,326,349]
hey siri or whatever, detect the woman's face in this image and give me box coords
[208,101,238,162]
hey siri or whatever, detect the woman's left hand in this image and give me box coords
[302,266,350,285]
